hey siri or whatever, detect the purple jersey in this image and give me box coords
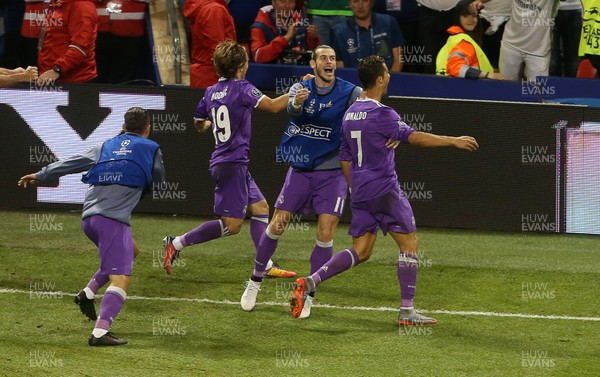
[340,98,415,202]
[194,78,265,168]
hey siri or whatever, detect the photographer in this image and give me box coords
[251,0,320,64]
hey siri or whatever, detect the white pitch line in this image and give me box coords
[2,288,599,322]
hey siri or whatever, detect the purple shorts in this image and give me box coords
[275,168,348,216]
[82,215,134,276]
[210,163,265,219]
[348,187,416,237]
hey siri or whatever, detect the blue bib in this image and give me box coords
[277,78,356,169]
[82,134,159,190]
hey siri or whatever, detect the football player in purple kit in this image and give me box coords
[19,107,166,346]
[240,45,363,315]
[162,40,295,279]
[290,55,479,325]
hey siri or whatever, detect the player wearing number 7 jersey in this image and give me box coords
[290,55,479,324]
[162,40,294,278]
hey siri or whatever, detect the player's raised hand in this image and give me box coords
[18,173,38,188]
[293,87,310,107]
[194,119,212,133]
[453,136,479,151]
[24,66,39,81]
[385,138,400,149]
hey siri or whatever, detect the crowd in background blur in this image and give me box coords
[0,0,597,89]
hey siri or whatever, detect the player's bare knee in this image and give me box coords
[316,228,334,243]
[250,200,269,216]
[398,234,418,252]
[223,218,243,235]
[228,223,243,235]
[109,275,131,291]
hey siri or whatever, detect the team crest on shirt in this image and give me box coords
[304,99,316,114]
[252,88,263,98]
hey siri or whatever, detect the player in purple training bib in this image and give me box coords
[162,40,295,279]
[290,56,479,325]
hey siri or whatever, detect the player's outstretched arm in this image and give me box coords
[257,93,290,113]
[18,146,99,188]
[408,132,478,151]
[287,85,311,114]
[18,173,38,188]
[194,119,212,133]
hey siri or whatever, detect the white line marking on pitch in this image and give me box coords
[2,288,599,322]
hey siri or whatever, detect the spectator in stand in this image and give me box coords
[373,0,421,73]
[20,0,47,68]
[251,0,320,64]
[184,0,235,88]
[331,0,405,72]
[228,0,268,48]
[95,0,149,84]
[478,0,510,70]
[550,0,582,77]
[579,0,600,75]
[0,66,38,87]
[305,0,352,46]
[415,0,489,74]
[436,0,506,80]
[499,0,560,81]
[37,0,98,85]
[0,0,36,69]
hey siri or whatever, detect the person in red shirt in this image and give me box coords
[37,0,97,84]
[95,0,149,84]
[250,0,319,64]
[184,0,236,88]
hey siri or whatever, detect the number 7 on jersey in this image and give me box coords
[351,130,363,167]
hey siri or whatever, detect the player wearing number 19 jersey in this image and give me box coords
[162,40,294,278]
[290,55,479,324]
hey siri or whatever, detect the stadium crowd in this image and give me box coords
[0,0,597,88]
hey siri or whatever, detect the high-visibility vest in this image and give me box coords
[436,32,493,76]
[21,0,49,38]
[580,0,600,56]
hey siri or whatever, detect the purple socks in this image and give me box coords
[250,215,269,250]
[180,219,229,247]
[85,268,109,296]
[94,285,126,333]
[252,228,280,279]
[398,251,418,308]
[310,240,333,275]
[310,247,359,286]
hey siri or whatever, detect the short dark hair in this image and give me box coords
[358,55,386,89]
[123,107,150,134]
[213,40,247,79]
[311,44,335,61]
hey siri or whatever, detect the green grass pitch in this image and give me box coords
[0,210,599,376]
